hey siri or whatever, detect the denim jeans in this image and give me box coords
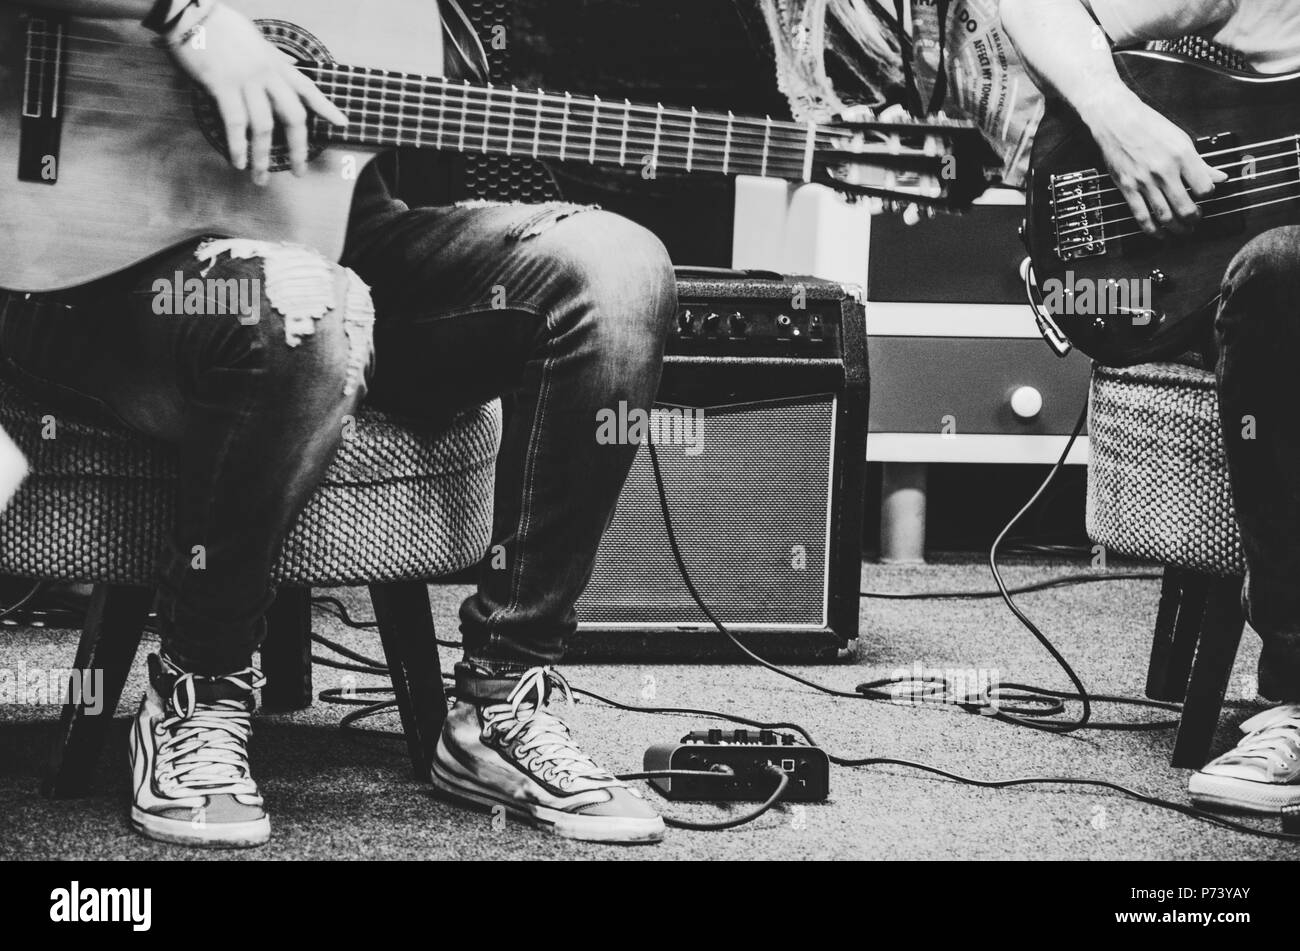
[0,198,676,677]
[1216,225,1300,701]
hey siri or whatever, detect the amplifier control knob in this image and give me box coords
[676,308,697,336]
[1010,385,1044,421]
[728,311,749,337]
[703,311,722,337]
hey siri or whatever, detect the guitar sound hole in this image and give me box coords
[192,19,333,173]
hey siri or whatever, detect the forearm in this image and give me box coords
[0,0,153,19]
[999,0,1138,124]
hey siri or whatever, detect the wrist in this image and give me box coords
[157,0,218,50]
[1075,80,1140,129]
[141,0,190,34]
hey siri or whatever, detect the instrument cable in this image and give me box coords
[308,402,1292,840]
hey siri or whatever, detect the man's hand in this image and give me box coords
[168,3,347,184]
[1081,85,1229,236]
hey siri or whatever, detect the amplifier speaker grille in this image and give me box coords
[575,394,836,629]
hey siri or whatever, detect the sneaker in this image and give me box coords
[431,665,664,844]
[1189,703,1300,813]
[128,653,270,847]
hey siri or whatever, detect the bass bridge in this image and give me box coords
[1049,169,1108,261]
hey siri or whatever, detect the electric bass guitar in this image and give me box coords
[0,0,999,293]
[1026,49,1300,366]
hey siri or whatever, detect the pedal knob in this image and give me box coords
[1010,385,1043,421]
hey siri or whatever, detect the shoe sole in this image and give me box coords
[130,807,270,849]
[430,754,665,844]
[1188,772,1300,814]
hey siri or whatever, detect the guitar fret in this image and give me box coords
[482,83,493,154]
[49,22,64,119]
[652,102,663,173]
[560,91,571,162]
[507,84,518,155]
[589,95,600,164]
[802,120,816,182]
[723,111,734,175]
[761,115,771,177]
[620,99,631,166]
[458,79,469,151]
[21,20,40,118]
[435,77,445,150]
[686,107,697,173]
[533,88,544,158]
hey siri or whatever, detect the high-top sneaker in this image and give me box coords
[1189,703,1300,813]
[431,665,664,844]
[128,653,270,847]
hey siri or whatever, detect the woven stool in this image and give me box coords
[0,381,502,795]
[1087,362,1246,768]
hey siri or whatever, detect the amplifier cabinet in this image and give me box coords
[571,270,867,660]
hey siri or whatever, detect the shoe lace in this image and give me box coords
[1219,704,1300,774]
[155,667,265,797]
[482,667,617,791]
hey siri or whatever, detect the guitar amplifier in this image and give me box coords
[570,269,868,660]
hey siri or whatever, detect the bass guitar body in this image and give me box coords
[1026,51,1300,366]
[0,0,438,292]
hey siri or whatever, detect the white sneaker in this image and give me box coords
[1189,703,1300,813]
[128,654,270,847]
[431,666,664,844]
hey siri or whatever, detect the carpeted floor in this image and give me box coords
[0,556,1291,861]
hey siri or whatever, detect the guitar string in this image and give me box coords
[1057,148,1300,215]
[51,75,819,163]
[55,102,816,179]
[53,65,880,177]
[54,97,818,176]
[1095,191,1300,245]
[1046,134,1300,192]
[1053,162,1300,241]
[53,66,838,164]
[34,33,958,162]
[34,33,841,148]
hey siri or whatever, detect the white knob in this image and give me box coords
[1010,385,1043,420]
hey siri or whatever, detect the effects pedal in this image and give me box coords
[644,729,830,802]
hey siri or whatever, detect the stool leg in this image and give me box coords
[1146,568,1209,703]
[261,586,313,711]
[369,581,446,782]
[44,584,152,799]
[1172,576,1246,769]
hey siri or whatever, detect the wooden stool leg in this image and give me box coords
[369,581,447,782]
[1172,575,1247,769]
[1146,568,1186,701]
[44,584,152,799]
[1147,568,1210,703]
[261,586,313,711]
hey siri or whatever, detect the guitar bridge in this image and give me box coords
[1050,169,1108,261]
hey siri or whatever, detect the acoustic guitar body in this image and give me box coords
[0,0,440,292]
[1027,51,1300,366]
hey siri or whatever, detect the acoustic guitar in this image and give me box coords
[0,0,999,293]
[1026,49,1300,366]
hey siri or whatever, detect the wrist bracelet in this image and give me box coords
[159,0,218,50]
[141,0,192,34]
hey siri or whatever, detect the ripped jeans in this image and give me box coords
[0,200,676,676]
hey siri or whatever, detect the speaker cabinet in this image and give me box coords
[571,270,868,660]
